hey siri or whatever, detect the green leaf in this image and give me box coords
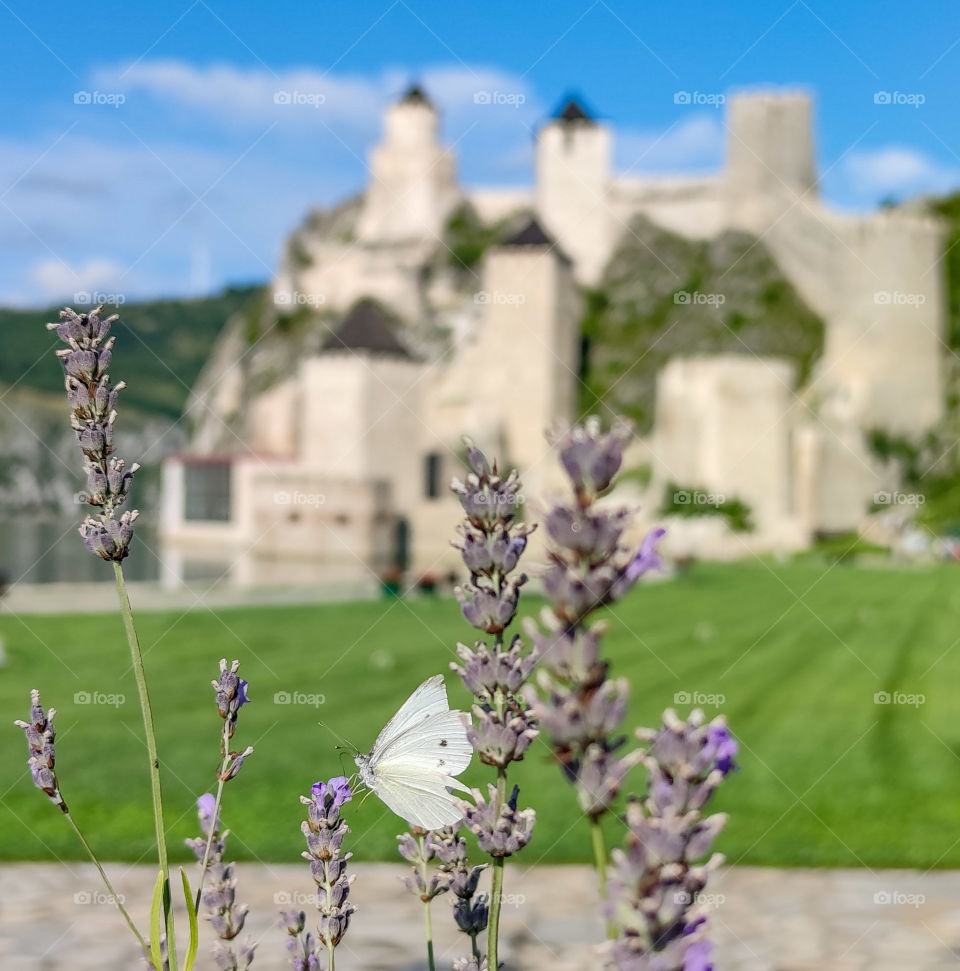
[149,869,165,971]
[180,868,199,971]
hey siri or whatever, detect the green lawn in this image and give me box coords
[3,559,960,869]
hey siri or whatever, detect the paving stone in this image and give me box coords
[3,863,960,968]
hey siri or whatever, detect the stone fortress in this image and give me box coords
[159,84,946,587]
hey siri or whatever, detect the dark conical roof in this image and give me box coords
[501,217,555,248]
[400,83,433,108]
[322,299,412,358]
[555,96,595,124]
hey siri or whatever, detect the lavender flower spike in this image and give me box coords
[429,826,488,964]
[299,777,356,965]
[14,690,66,813]
[605,710,736,970]
[186,795,256,971]
[212,659,254,781]
[47,304,141,561]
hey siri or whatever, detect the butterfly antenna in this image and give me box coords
[319,720,359,754]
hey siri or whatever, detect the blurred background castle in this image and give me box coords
[154,84,947,587]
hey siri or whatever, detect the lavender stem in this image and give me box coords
[194,720,231,910]
[487,767,507,969]
[113,560,176,968]
[418,834,437,971]
[66,811,150,957]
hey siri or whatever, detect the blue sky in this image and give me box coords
[0,0,957,305]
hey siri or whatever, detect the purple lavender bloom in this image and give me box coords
[298,778,355,952]
[546,416,633,499]
[626,527,667,581]
[211,659,255,781]
[186,797,255,969]
[197,793,219,836]
[684,939,714,971]
[705,725,738,777]
[47,305,141,561]
[311,777,352,815]
[13,689,67,813]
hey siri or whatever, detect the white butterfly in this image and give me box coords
[355,674,473,830]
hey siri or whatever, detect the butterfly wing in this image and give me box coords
[370,674,450,758]
[374,709,473,776]
[370,764,468,830]
[365,674,475,829]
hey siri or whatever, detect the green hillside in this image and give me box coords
[0,286,262,418]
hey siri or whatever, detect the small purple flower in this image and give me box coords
[197,793,219,836]
[706,724,738,777]
[626,527,666,581]
[236,680,250,707]
[684,939,714,971]
[310,777,353,816]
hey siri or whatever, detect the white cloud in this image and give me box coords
[843,146,960,199]
[94,59,543,142]
[28,257,130,302]
[616,114,724,175]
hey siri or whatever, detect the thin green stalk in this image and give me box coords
[66,811,150,958]
[113,561,177,968]
[486,768,508,969]
[590,816,607,891]
[590,817,617,940]
[327,941,335,971]
[424,891,435,971]
[417,834,436,971]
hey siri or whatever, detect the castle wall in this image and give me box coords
[609,176,725,240]
[469,187,535,224]
[652,356,807,548]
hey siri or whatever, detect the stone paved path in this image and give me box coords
[2,863,960,969]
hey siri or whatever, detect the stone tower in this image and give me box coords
[476,217,581,495]
[535,97,612,284]
[355,84,460,245]
[300,299,423,513]
[725,90,817,234]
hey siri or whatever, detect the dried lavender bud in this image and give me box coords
[278,910,321,971]
[398,831,448,902]
[455,574,527,635]
[453,958,489,971]
[13,689,66,813]
[211,659,254,780]
[48,305,140,561]
[451,444,526,531]
[639,710,738,816]
[300,778,356,951]
[574,743,641,820]
[546,416,633,500]
[544,503,631,561]
[524,614,606,687]
[460,784,535,858]
[452,636,537,701]
[186,795,255,970]
[468,706,538,768]
[428,827,490,953]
